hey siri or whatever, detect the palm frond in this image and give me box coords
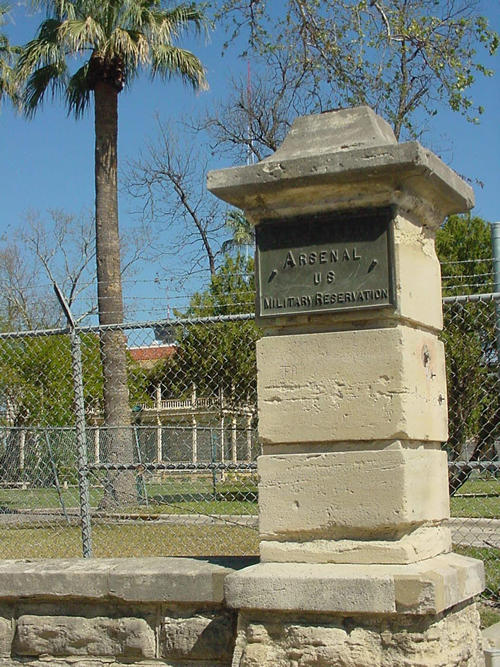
[22,61,67,116]
[0,60,12,100]
[30,0,77,21]
[151,44,206,89]
[0,57,22,108]
[145,5,208,47]
[0,3,21,107]
[66,61,91,117]
[57,17,105,52]
[37,17,62,42]
[16,19,62,78]
[0,5,16,60]
[161,4,207,36]
[117,0,149,30]
[106,26,149,65]
[0,4,10,25]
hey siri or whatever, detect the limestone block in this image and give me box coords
[227,563,396,614]
[262,106,397,160]
[107,557,232,603]
[258,448,450,541]
[0,618,12,657]
[0,661,114,666]
[483,621,500,649]
[225,554,484,615]
[1,662,168,667]
[260,525,452,565]
[394,552,486,615]
[257,325,447,444]
[233,603,483,667]
[160,610,235,661]
[0,662,170,666]
[0,558,234,605]
[13,615,155,659]
[1,661,167,666]
[0,560,112,600]
[0,661,167,666]
[393,213,443,331]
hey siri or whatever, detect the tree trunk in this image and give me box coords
[94,81,135,507]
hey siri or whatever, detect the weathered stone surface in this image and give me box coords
[207,108,474,227]
[0,661,114,666]
[226,563,396,615]
[0,661,167,666]
[483,620,500,649]
[160,610,235,661]
[393,212,443,331]
[0,656,160,667]
[0,558,233,605]
[233,603,484,666]
[13,615,155,659]
[257,325,448,444]
[0,560,112,600]
[0,661,169,666]
[108,557,232,603]
[258,448,450,541]
[225,554,484,615]
[0,618,12,657]
[260,525,452,565]
[263,106,397,160]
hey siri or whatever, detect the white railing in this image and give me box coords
[141,397,219,411]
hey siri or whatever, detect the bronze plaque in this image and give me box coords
[256,208,395,318]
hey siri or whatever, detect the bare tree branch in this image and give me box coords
[125,118,226,283]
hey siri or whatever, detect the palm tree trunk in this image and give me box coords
[94,80,135,506]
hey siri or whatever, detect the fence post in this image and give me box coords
[491,222,500,363]
[53,284,93,558]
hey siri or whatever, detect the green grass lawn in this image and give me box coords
[0,523,259,559]
[0,477,259,516]
[479,604,500,629]
[450,478,499,519]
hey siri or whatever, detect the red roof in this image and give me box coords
[129,345,176,364]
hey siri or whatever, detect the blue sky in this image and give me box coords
[1,1,499,322]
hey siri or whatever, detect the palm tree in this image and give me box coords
[17,0,207,505]
[221,209,255,255]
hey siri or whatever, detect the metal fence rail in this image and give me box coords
[0,295,497,599]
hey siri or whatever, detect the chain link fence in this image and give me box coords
[441,293,499,600]
[0,313,260,559]
[0,299,497,599]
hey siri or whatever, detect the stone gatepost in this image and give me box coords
[208,107,485,666]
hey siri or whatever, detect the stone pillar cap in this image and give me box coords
[207,107,474,227]
[263,106,397,160]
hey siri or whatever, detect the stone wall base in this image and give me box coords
[233,601,484,667]
[0,558,239,666]
[0,557,486,666]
